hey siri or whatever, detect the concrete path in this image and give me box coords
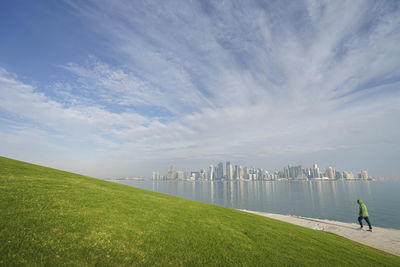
[240,209,400,257]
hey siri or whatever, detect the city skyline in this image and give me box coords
[0,1,399,178]
[153,161,371,181]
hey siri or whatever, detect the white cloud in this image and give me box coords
[0,67,148,135]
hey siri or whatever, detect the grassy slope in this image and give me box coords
[1,157,399,266]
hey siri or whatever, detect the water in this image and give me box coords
[114,179,400,229]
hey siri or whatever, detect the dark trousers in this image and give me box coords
[358,216,372,229]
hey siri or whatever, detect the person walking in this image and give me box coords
[357,199,372,232]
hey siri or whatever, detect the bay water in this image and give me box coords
[115,179,400,229]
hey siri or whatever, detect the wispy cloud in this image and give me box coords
[0,67,147,146]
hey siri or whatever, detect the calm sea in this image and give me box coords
[114,179,400,229]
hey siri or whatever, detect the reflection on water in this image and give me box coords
[118,179,400,229]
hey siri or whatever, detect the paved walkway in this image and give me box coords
[240,209,400,257]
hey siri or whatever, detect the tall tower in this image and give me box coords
[313,164,320,178]
[167,164,176,180]
[234,165,239,179]
[217,162,224,179]
[209,165,214,180]
[293,165,302,179]
[326,166,334,179]
[226,161,233,180]
[243,166,249,179]
[284,166,289,178]
[360,170,368,180]
[238,165,243,180]
[152,171,160,180]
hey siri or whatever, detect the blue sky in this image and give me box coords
[1,0,399,178]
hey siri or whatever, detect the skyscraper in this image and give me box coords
[312,164,321,178]
[343,171,354,179]
[335,171,343,179]
[234,165,239,179]
[293,165,303,179]
[326,166,334,179]
[286,164,303,179]
[176,170,184,180]
[209,165,214,180]
[167,164,176,180]
[258,168,264,180]
[359,170,368,180]
[243,166,249,179]
[238,165,243,180]
[217,162,224,179]
[152,171,160,180]
[284,166,289,178]
[226,161,233,180]
[200,168,207,179]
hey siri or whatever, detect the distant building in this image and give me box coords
[243,166,249,179]
[325,166,335,179]
[343,171,354,180]
[258,168,264,180]
[191,171,200,180]
[234,165,238,179]
[176,171,184,180]
[312,164,321,178]
[184,171,190,179]
[285,165,303,179]
[359,170,368,180]
[305,168,312,178]
[209,165,214,180]
[199,168,206,179]
[167,165,176,180]
[217,162,224,179]
[226,161,233,180]
[335,171,343,180]
[264,170,270,180]
[284,166,289,178]
[233,165,243,180]
[239,165,243,179]
[152,171,160,180]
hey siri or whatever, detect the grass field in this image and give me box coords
[1,156,399,266]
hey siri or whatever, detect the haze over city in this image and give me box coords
[1,0,399,178]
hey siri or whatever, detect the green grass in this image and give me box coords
[1,157,399,266]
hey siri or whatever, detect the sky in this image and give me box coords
[0,0,399,178]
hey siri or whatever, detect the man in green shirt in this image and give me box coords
[357,199,372,232]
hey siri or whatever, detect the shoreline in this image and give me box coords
[240,209,400,257]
